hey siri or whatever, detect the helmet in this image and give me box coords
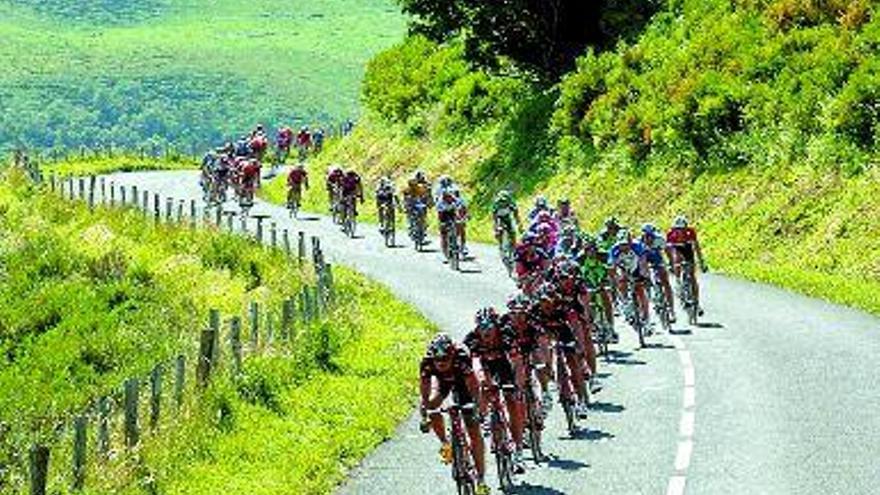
[346,170,358,177]
[427,333,454,359]
[507,293,530,312]
[414,170,426,182]
[475,307,498,329]
[615,229,632,246]
[535,284,556,303]
[496,189,511,201]
[605,216,621,229]
[439,175,453,188]
[581,233,598,250]
[674,215,688,229]
[558,198,570,207]
[379,176,392,187]
[554,258,580,280]
[641,223,659,237]
[534,196,548,209]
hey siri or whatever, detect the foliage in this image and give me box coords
[397,0,662,80]
[0,0,405,153]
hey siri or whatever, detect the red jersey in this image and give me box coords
[242,160,261,179]
[277,128,293,148]
[288,168,307,186]
[667,227,697,246]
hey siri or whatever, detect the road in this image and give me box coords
[99,171,880,495]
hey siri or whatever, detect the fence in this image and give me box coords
[2,172,337,494]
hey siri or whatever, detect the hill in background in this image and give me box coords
[0,0,405,153]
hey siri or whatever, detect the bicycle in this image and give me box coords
[495,216,516,277]
[649,265,673,333]
[482,379,516,493]
[442,221,461,271]
[588,288,614,362]
[555,341,580,437]
[678,261,699,326]
[519,352,544,463]
[622,275,649,348]
[341,196,357,238]
[428,399,478,495]
[287,186,302,218]
[238,186,254,218]
[378,201,396,248]
[330,185,344,225]
[409,201,428,252]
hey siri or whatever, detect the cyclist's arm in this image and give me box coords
[419,373,432,412]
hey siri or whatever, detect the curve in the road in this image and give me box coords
[96,171,880,495]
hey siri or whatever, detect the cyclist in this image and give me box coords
[555,223,583,259]
[667,216,708,316]
[286,163,309,212]
[437,189,463,263]
[250,125,269,162]
[527,196,553,223]
[326,165,345,213]
[375,176,400,235]
[553,258,601,393]
[240,158,261,204]
[296,126,312,160]
[580,234,618,343]
[234,135,252,158]
[532,283,590,418]
[464,308,526,473]
[402,170,433,237]
[312,127,325,153]
[514,233,551,295]
[503,293,553,413]
[555,198,578,229]
[492,189,522,245]
[340,169,364,218]
[609,230,651,331]
[641,223,676,323]
[419,334,489,495]
[276,126,294,164]
[596,216,624,259]
[453,189,470,257]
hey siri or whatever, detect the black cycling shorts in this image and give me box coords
[673,244,695,264]
[482,358,516,388]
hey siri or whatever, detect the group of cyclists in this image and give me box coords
[199,124,327,211]
[417,189,708,493]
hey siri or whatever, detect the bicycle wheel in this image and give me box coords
[452,436,475,495]
[525,387,544,463]
[563,398,577,437]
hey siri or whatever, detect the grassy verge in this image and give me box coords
[0,167,434,493]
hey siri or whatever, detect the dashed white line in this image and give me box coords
[674,439,694,470]
[679,410,695,437]
[666,475,687,495]
[683,366,695,387]
[678,350,692,368]
[683,386,696,409]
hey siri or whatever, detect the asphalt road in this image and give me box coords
[97,171,880,495]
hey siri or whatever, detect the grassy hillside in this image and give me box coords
[0,167,433,493]
[0,0,405,152]
[281,1,880,316]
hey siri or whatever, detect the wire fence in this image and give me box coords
[1,171,338,495]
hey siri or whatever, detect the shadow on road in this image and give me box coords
[641,342,675,350]
[609,357,647,366]
[696,321,724,329]
[589,401,625,414]
[669,328,692,335]
[459,268,484,275]
[567,428,615,442]
[509,483,569,495]
[544,455,590,471]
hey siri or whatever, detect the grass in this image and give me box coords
[42,153,198,176]
[0,0,405,152]
[0,166,435,494]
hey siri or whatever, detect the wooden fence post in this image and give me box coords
[97,397,110,458]
[270,222,277,249]
[177,200,184,223]
[249,302,259,348]
[72,415,86,490]
[214,206,222,227]
[197,311,219,388]
[131,185,138,207]
[142,191,149,214]
[190,200,197,228]
[88,176,96,209]
[300,288,310,323]
[50,174,56,193]
[150,364,162,430]
[174,355,185,408]
[110,182,116,205]
[29,444,49,495]
[165,197,173,222]
[282,298,294,341]
[230,317,242,377]
[298,232,305,264]
[78,178,85,200]
[283,229,291,256]
[266,311,274,345]
[99,177,105,202]
[153,193,160,222]
[124,378,140,448]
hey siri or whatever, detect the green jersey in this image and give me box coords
[581,256,609,289]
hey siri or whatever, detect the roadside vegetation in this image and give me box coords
[283,0,880,315]
[0,166,433,493]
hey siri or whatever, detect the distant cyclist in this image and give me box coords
[340,170,364,217]
[437,188,464,262]
[375,176,400,235]
[286,163,309,214]
[326,165,345,214]
[419,334,490,495]
[312,127,325,153]
[249,125,269,162]
[276,126,294,164]
[609,230,651,329]
[555,198,578,229]
[641,223,676,323]
[493,189,522,245]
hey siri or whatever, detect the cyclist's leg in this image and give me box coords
[600,286,615,328]
[564,347,588,404]
[660,267,675,314]
[459,384,486,480]
[426,382,450,444]
[495,360,525,450]
[635,280,650,322]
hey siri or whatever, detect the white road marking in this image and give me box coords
[683,366,695,387]
[679,350,692,368]
[680,410,695,437]
[675,440,694,471]
[683,386,696,409]
[666,476,687,495]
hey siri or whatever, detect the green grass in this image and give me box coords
[0,166,435,494]
[42,153,198,176]
[0,0,405,152]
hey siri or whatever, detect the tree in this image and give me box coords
[398,0,660,82]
